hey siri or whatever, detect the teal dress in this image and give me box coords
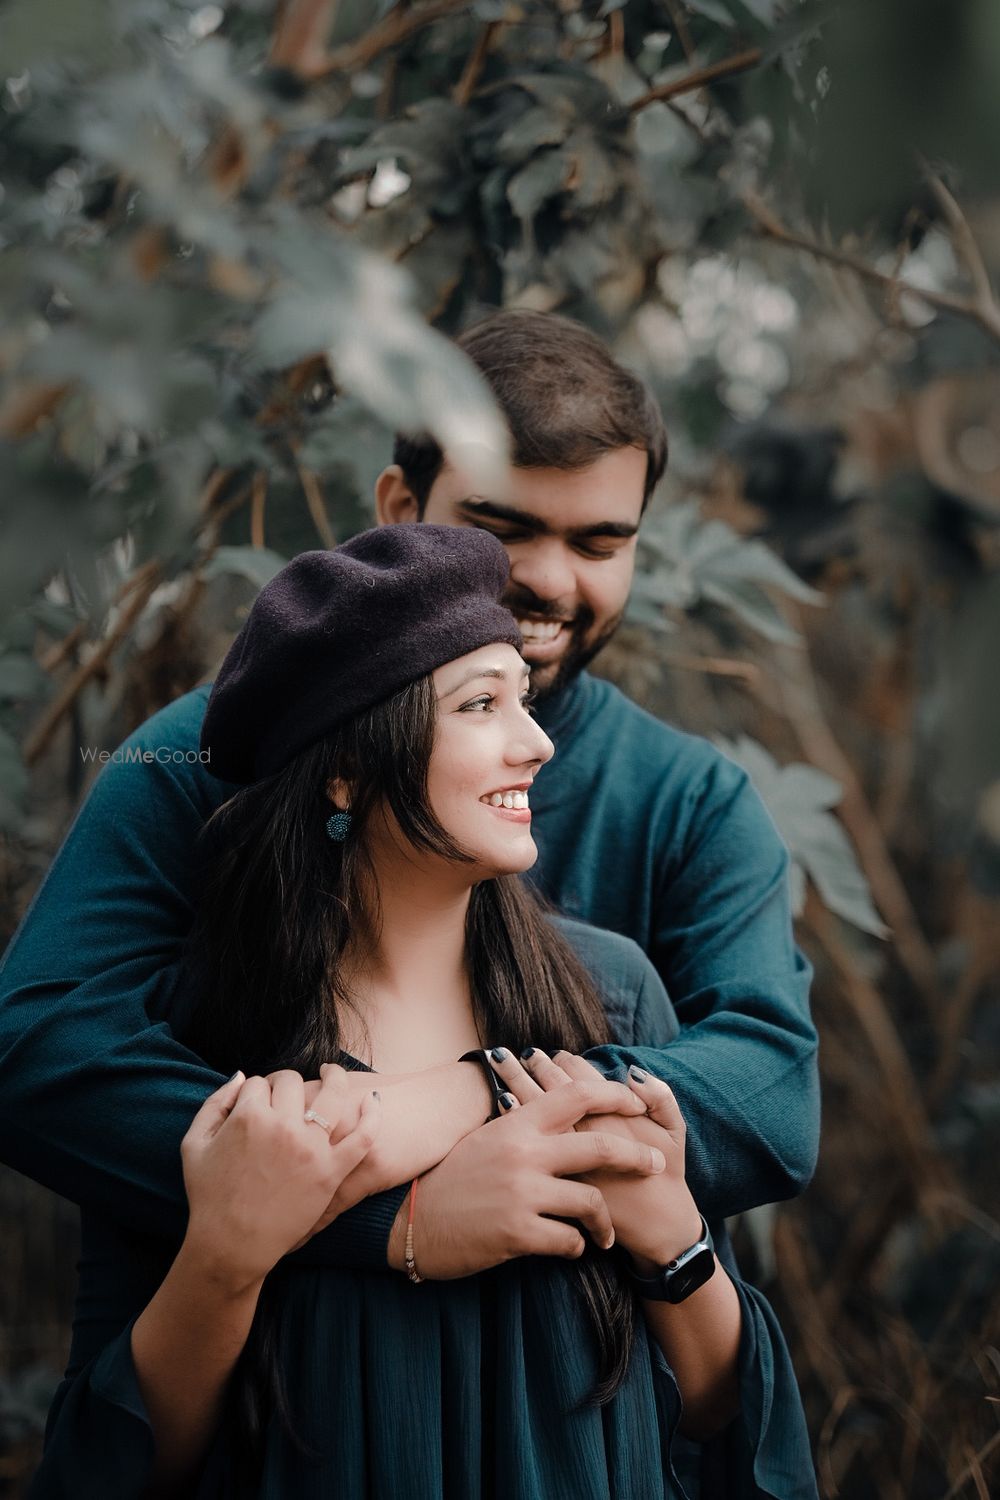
[29,922,817,1499]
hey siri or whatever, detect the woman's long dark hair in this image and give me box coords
[181,675,638,1475]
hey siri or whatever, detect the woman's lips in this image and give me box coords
[485,804,531,824]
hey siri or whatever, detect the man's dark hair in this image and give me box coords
[394,308,668,511]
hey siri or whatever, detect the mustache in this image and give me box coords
[503,589,592,630]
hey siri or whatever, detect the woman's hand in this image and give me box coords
[489,1048,703,1266]
[389,1075,665,1280]
[181,1067,381,1294]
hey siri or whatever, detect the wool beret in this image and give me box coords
[201,525,523,783]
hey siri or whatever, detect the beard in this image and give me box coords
[502,585,625,701]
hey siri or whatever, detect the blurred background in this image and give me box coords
[1,1,999,1495]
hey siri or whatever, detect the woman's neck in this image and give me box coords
[337,849,481,1070]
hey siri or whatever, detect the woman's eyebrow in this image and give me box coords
[438,664,530,698]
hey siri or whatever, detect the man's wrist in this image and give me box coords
[624,1195,705,1275]
[454,1054,497,1126]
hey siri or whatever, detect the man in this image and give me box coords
[0,309,818,1281]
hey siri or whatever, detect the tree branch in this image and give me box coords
[270,0,341,76]
[919,157,997,313]
[741,188,1000,346]
[452,19,500,107]
[628,47,763,114]
[24,561,163,767]
[297,463,336,548]
[249,470,268,550]
[662,0,697,64]
[313,0,471,79]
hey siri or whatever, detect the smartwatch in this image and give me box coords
[458,1048,507,1122]
[625,1215,716,1303]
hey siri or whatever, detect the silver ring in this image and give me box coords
[303,1109,333,1134]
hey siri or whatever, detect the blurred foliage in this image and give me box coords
[2,1,1000,1496]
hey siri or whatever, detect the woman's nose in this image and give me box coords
[507,720,554,770]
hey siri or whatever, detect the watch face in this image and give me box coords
[665,1247,716,1304]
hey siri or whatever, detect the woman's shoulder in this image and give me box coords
[547,915,678,1046]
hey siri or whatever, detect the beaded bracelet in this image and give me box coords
[405,1176,424,1284]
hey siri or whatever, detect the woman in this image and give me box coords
[31,525,816,1499]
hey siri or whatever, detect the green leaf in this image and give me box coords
[496,106,573,165]
[507,149,569,222]
[0,652,48,702]
[635,502,823,641]
[202,546,288,590]
[683,0,737,26]
[730,0,780,27]
[716,736,888,937]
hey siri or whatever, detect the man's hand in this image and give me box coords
[385,1076,662,1279]
[488,1047,701,1266]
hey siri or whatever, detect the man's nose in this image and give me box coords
[508,539,577,607]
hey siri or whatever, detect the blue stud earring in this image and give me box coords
[325,810,352,842]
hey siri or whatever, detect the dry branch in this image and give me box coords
[629,47,763,114]
[804,892,948,1207]
[774,622,941,1018]
[315,0,471,79]
[250,470,268,550]
[453,20,501,107]
[23,561,163,767]
[741,189,1000,347]
[270,0,342,76]
[297,463,336,548]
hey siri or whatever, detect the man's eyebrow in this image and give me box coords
[438,663,530,698]
[457,497,638,541]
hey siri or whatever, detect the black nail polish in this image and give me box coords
[628,1066,647,1083]
[490,1047,508,1063]
[498,1092,515,1110]
[520,1047,535,1060]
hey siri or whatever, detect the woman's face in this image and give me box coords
[428,642,554,876]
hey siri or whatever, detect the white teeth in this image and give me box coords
[482,789,530,809]
[517,618,563,642]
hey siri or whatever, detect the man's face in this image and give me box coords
[378,446,647,697]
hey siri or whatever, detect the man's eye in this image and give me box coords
[575,542,618,560]
[459,695,494,712]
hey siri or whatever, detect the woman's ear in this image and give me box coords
[326,776,352,810]
[375,465,421,525]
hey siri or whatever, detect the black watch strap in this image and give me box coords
[458,1048,506,1121]
[625,1214,716,1304]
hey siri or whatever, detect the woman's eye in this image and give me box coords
[520,691,538,714]
[459,695,495,712]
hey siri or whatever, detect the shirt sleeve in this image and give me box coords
[646,1236,819,1500]
[0,691,405,1268]
[582,756,820,1222]
[26,1319,155,1500]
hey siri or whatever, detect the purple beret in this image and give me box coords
[200,525,523,784]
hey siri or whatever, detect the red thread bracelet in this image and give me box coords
[405,1176,424,1284]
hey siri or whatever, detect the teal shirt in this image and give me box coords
[28,920,816,1500]
[0,671,820,1495]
